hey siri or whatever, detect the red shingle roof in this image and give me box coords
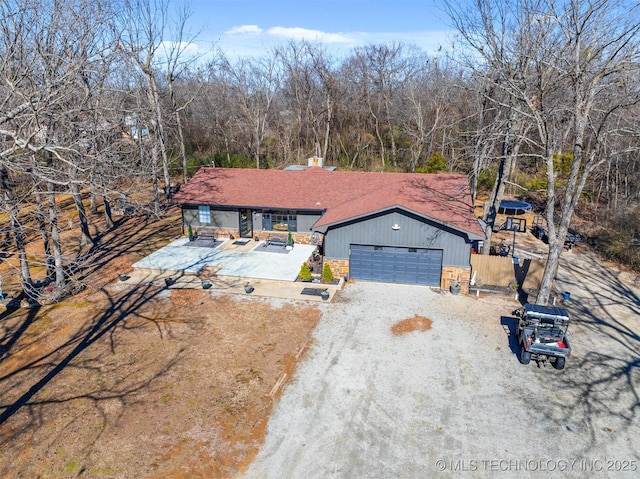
[173,167,484,238]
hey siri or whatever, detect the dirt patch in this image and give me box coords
[391,315,432,335]
[0,204,321,478]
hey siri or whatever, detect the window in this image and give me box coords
[262,210,297,232]
[198,205,211,224]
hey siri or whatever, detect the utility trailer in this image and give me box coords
[514,304,571,370]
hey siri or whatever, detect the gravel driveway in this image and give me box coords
[244,249,640,479]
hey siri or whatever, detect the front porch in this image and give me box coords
[131,236,317,282]
[121,237,343,301]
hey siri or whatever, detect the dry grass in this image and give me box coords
[0,195,321,478]
[391,315,433,335]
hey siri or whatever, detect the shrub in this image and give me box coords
[591,229,640,270]
[520,175,548,192]
[477,167,497,193]
[322,263,334,283]
[209,152,254,169]
[423,152,448,173]
[299,263,312,281]
[590,207,640,272]
[553,152,574,178]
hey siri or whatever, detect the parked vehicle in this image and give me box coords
[530,224,582,249]
[514,304,572,370]
[531,224,547,241]
[565,228,583,249]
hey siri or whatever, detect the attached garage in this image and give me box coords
[349,244,443,286]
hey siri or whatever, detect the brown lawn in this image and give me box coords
[0,201,320,478]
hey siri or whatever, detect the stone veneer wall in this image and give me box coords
[441,266,471,294]
[323,258,349,280]
[190,227,322,246]
[252,231,319,245]
[209,228,238,239]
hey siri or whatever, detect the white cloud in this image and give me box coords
[155,41,203,69]
[217,24,456,59]
[160,41,201,57]
[226,24,263,35]
[266,26,353,44]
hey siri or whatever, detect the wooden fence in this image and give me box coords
[470,254,546,289]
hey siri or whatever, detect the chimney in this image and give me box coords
[308,156,324,168]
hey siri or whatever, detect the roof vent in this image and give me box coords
[308,156,324,168]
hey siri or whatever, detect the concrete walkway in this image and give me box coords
[117,269,343,303]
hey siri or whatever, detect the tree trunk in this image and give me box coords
[168,80,189,184]
[481,111,522,255]
[254,120,261,169]
[10,203,32,290]
[70,182,93,247]
[103,195,114,229]
[481,157,506,254]
[176,107,188,183]
[35,189,55,282]
[471,84,492,205]
[99,173,114,229]
[145,72,171,191]
[371,111,386,171]
[322,96,332,160]
[151,142,161,215]
[48,185,65,288]
[385,101,397,167]
[538,238,562,304]
[89,189,98,213]
[0,167,32,289]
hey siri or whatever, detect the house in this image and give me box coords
[172,167,485,292]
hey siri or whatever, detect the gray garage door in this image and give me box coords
[349,244,442,285]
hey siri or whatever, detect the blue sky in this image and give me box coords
[184,0,454,58]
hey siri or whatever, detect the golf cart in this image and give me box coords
[514,304,572,370]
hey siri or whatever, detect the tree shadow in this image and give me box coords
[522,252,640,443]
[0,299,39,362]
[514,258,532,304]
[41,208,183,298]
[0,280,178,426]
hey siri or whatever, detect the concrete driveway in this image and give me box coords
[244,250,640,478]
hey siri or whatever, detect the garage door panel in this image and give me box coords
[350,245,442,286]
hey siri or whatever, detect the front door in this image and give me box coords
[239,209,252,237]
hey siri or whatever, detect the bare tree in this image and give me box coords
[0,0,126,294]
[0,167,32,289]
[118,0,173,191]
[345,44,410,170]
[399,55,460,173]
[274,41,339,163]
[162,2,204,183]
[214,54,281,168]
[446,0,640,303]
